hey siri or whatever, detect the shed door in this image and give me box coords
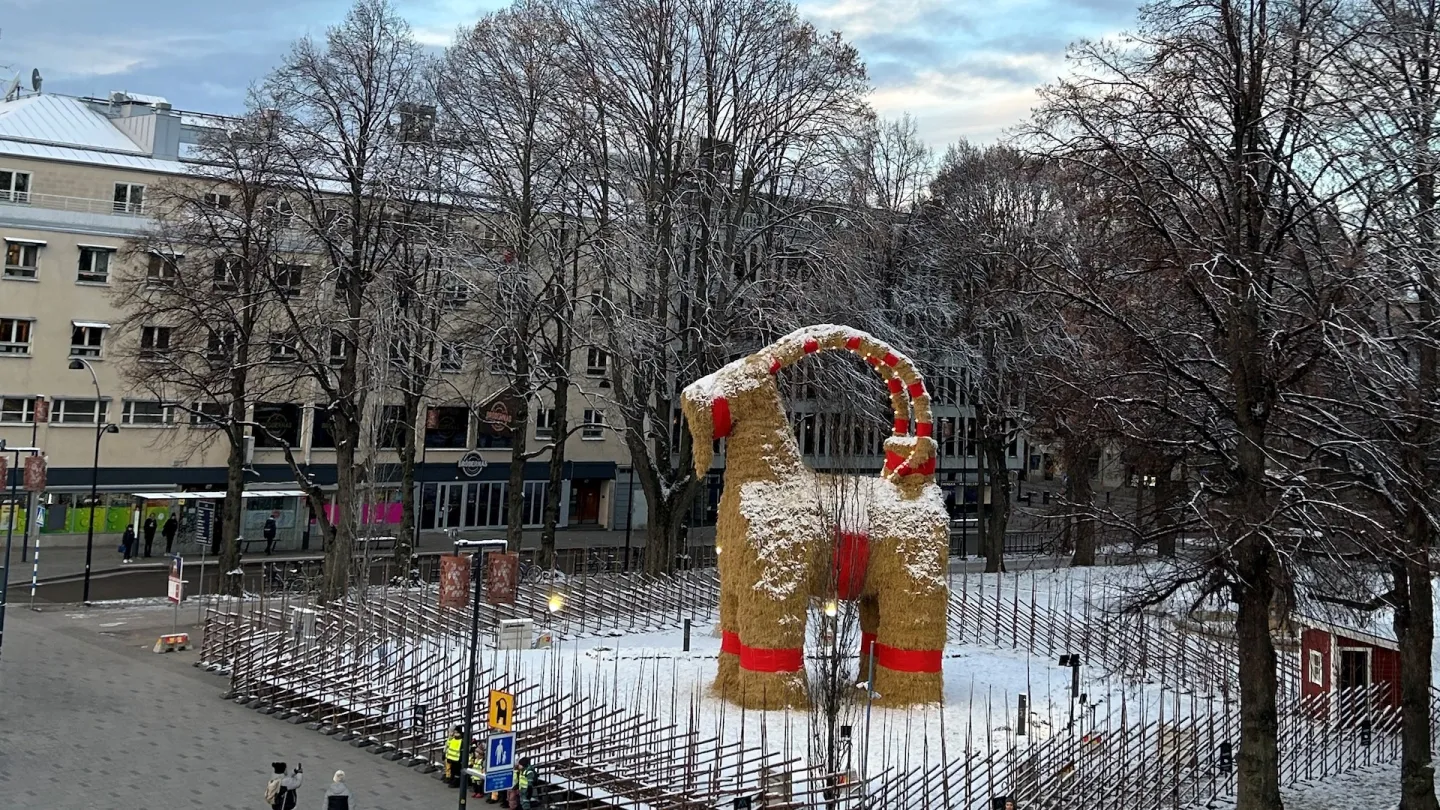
[1338,648,1370,691]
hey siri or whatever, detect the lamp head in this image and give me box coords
[68,359,84,370]
[103,424,119,435]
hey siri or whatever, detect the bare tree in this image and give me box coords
[113,109,298,593]
[567,0,871,573]
[1028,0,1356,805]
[258,0,428,600]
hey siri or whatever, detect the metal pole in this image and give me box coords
[0,448,18,657]
[28,524,39,611]
[22,415,37,562]
[82,420,102,604]
[458,551,483,810]
[622,466,634,572]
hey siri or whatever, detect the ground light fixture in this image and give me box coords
[823,599,838,618]
[548,593,564,613]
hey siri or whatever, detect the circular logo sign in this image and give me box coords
[459,450,488,478]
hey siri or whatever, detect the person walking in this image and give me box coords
[263,511,280,555]
[323,770,351,810]
[517,757,540,809]
[120,525,137,563]
[266,761,302,810]
[444,726,464,787]
[162,511,179,554]
[142,514,158,558]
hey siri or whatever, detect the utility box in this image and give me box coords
[291,608,317,648]
[498,618,534,650]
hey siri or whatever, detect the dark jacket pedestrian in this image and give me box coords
[267,761,302,810]
[263,512,279,554]
[324,770,351,810]
[162,512,179,554]
[142,515,158,557]
[121,526,137,563]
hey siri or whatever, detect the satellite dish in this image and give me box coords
[3,75,19,103]
[30,69,40,93]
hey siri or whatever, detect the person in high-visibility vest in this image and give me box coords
[516,757,540,809]
[444,727,464,787]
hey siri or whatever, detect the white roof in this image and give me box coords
[0,139,188,175]
[0,94,145,154]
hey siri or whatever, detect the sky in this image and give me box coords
[1,0,1138,148]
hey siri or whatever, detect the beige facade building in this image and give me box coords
[0,91,637,549]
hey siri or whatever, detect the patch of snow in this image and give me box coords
[738,476,828,599]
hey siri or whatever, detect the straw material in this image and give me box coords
[682,325,948,709]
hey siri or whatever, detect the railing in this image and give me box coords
[0,191,147,217]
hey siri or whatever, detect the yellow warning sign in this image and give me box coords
[488,689,514,732]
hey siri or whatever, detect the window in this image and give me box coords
[586,347,608,376]
[77,247,113,283]
[0,169,30,203]
[4,240,40,279]
[190,401,227,428]
[522,481,546,526]
[425,406,469,449]
[439,341,464,374]
[535,407,556,440]
[274,263,304,295]
[122,400,175,426]
[0,318,32,355]
[204,192,232,209]
[582,408,605,440]
[213,256,241,290]
[488,343,514,376]
[140,325,172,360]
[328,333,346,366]
[269,332,299,362]
[253,402,301,447]
[53,398,108,424]
[0,396,36,423]
[388,336,410,367]
[146,253,178,283]
[266,197,294,229]
[113,183,145,214]
[377,405,409,449]
[70,322,107,358]
[206,330,234,363]
[440,277,468,309]
[310,404,337,449]
[1308,649,1324,685]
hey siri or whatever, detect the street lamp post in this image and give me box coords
[455,538,505,810]
[70,358,117,605]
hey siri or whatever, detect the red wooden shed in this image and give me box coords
[1295,615,1400,713]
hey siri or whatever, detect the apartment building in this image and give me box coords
[0,90,631,548]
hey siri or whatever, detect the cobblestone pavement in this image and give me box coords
[0,604,450,809]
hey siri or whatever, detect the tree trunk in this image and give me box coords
[1234,544,1282,810]
[395,395,420,573]
[220,425,246,596]
[1395,516,1440,810]
[505,348,531,554]
[1071,447,1096,567]
[981,438,1009,573]
[539,373,570,571]
[643,494,689,575]
[1154,464,1180,558]
[322,435,356,602]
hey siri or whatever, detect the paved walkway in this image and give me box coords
[0,604,451,808]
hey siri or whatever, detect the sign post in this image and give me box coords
[167,555,184,633]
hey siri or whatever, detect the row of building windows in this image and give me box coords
[0,396,609,444]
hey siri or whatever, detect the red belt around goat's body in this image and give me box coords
[720,631,803,673]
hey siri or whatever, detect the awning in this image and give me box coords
[130,489,305,501]
[74,243,118,251]
[71,320,111,329]
[4,237,46,245]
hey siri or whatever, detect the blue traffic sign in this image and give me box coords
[484,732,516,792]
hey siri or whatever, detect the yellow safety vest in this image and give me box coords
[518,768,533,789]
[446,737,463,762]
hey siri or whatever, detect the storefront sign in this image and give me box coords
[459,450,487,478]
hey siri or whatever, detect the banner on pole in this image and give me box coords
[439,554,470,609]
[23,455,46,492]
[167,556,184,603]
[33,397,48,424]
[485,552,519,605]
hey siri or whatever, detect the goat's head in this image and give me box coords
[680,352,779,478]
